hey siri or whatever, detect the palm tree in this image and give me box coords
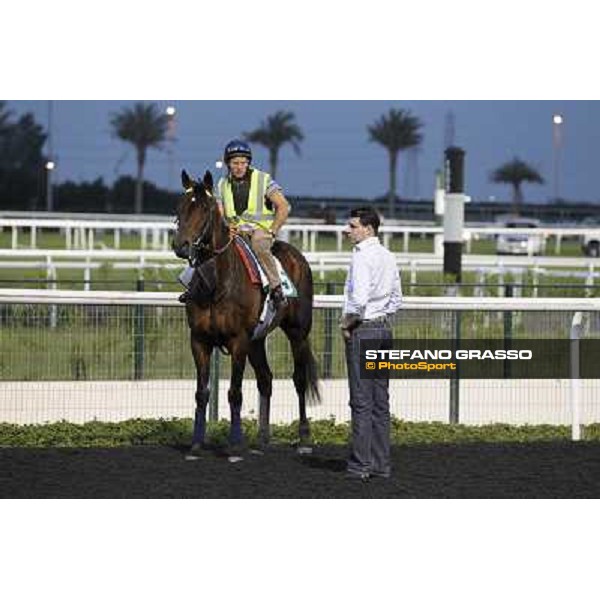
[368,108,423,219]
[0,101,12,133]
[490,157,544,215]
[110,102,169,213]
[244,111,303,179]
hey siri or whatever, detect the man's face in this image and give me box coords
[228,157,250,180]
[344,217,372,245]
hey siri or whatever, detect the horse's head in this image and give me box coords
[172,169,217,263]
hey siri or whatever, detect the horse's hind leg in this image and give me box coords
[283,328,319,454]
[187,336,212,460]
[248,339,273,450]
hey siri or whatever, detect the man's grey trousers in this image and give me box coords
[345,322,393,476]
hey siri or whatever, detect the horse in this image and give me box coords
[172,169,320,461]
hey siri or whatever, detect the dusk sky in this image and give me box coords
[7,100,598,204]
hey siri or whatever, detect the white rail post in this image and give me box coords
[383,232,391,249]
[585,264,594,298]
[570,311,584,441]
[84,257,91,292]
[46,257,58,329]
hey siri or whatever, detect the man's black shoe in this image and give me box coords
[344,470,370,482]
[369,471,391,479]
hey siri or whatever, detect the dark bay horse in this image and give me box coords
[172,169,320,460]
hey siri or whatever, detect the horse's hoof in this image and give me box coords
[228,455,244,464]
[184,453,201,461]
[184,444,205,461]
[297,446,313,456]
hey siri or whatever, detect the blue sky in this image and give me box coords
[8,100,598,203]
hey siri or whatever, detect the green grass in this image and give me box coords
[1,228,588,256]
[0,301,577,382]
[0,230,595,382]
[1,230,593,297]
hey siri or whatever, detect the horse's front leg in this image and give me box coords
[227,338,248,463]
[248,339,273,451]
[187,334,212,460]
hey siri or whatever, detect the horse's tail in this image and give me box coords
[301,337,321,406]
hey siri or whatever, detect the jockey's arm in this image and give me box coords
[266,190,290,236]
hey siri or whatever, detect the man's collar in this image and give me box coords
[354,236,380,251]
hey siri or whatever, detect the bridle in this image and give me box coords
[183,186,234,267]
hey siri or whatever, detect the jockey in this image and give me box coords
[178,139,291,309]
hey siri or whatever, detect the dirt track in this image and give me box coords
[1,442,599,498]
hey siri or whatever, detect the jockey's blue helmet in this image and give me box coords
[224,139,252,164]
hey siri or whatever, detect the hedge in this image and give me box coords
[1,418,599,447]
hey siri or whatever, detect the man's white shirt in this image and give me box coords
[343,236,402,320]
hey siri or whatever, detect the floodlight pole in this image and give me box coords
[443,146,468,424]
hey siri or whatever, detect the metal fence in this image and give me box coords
[1,290,600,433]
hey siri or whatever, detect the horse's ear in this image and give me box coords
[203,170,214,192]
[181,170,192,190]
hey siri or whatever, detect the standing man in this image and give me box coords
[179,139,290,309]
[341,207,402,481]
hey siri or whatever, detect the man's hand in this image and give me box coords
[228,223,239,236]
[340,313,362,341]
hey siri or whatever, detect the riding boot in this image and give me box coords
[270,284,287,310]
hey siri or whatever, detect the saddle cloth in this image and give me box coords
[233,236,298,298]
[233,236,298,340]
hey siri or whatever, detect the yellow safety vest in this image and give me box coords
[218,169,275,230]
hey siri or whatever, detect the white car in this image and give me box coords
[496,218,545,256]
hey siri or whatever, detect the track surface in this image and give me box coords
[1,442,599,498]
